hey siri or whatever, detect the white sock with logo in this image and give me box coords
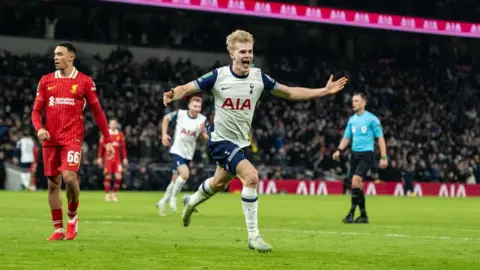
[241,187,259,239]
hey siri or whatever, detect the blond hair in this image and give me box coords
[226,30,254,53]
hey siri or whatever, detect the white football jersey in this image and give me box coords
[194,66,277,148]
[168,109,206,160]
[17,137,35,163]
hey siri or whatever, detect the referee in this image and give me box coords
[333,93,388,224]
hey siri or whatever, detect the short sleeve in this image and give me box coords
[261,71,277,92]
[194,69,218,91]
[372,116,383,138]
[168,111,178,123]
[344,118,352,139]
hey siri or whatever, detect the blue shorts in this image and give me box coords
[170,154,190,174]
[206,123,247,176]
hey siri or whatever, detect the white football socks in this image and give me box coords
[171,176,186,198]
[241,187,259,239]
[159,181,175,204]
[188,177,215,207]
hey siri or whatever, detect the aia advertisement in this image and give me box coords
[228,179,480,197]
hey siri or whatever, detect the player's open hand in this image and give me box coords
[162,134,171,147]
[105,143,115,160]
[325,75,348,94]
[379,158,388,169]
[163,88,175,106]
[37,128,51,141]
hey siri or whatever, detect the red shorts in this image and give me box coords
[42,145,82,177]
[104,160,122,174]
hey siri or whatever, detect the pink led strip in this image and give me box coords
[103,0,480,38]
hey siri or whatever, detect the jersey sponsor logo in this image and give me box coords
[112,141,120,147]
[71,84,78,94]
[180,128,198,137]
[49,97,75,106]
[221,98,251,110]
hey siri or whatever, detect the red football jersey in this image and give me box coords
[32,67,111,147]
[98,130,127,162]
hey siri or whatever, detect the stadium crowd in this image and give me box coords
[0,1,479,191]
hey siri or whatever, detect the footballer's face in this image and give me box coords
[188,100,202,118]
[54,46,74,70]
[109,120,118,130]
[352,95,366,112]
[231,42,253,75]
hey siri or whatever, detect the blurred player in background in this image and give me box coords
[163,30,348,252]
[156,96,208,216]
[14,130,36,190]
[97,119,128,202]
[31,42,114,241]
[333,93,388,224]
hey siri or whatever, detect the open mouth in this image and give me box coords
[241,59,251,67]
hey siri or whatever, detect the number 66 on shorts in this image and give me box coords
[42,145,83,176]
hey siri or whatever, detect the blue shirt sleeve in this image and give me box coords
[261,71,278,92]
[194,69,218,91]
[168,111,178,123]
[371,116,383,138]
[344,118,352,139]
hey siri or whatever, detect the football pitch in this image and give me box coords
[0,191,479,269]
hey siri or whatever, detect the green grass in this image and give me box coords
[0,191,479,269]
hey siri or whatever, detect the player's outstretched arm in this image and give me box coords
[164,69,217,106]
[271,75,348,101]
[163,82,199,106]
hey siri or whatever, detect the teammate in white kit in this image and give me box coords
[163,30,348,252]
[157,96,208,215]
[15,131,36,190]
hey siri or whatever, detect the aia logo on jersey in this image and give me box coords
[222,98,251,110]
[181,129,197,137]
[112,141,120,147]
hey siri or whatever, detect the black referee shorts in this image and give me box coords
[350,151,374,180]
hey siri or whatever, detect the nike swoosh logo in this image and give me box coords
[47,86,56,90]
[221,87,230,90]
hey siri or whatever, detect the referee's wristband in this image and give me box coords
[381,155,388,160]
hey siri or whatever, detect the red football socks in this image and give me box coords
[104,176,111,193]
[68,201,79,220]
[51,209,63,230]
[113,179,121,193]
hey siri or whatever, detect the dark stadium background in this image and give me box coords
[0,0,478,192]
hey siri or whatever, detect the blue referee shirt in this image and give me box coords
[344,111,383,152]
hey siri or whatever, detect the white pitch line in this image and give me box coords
[1,217,478,241]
